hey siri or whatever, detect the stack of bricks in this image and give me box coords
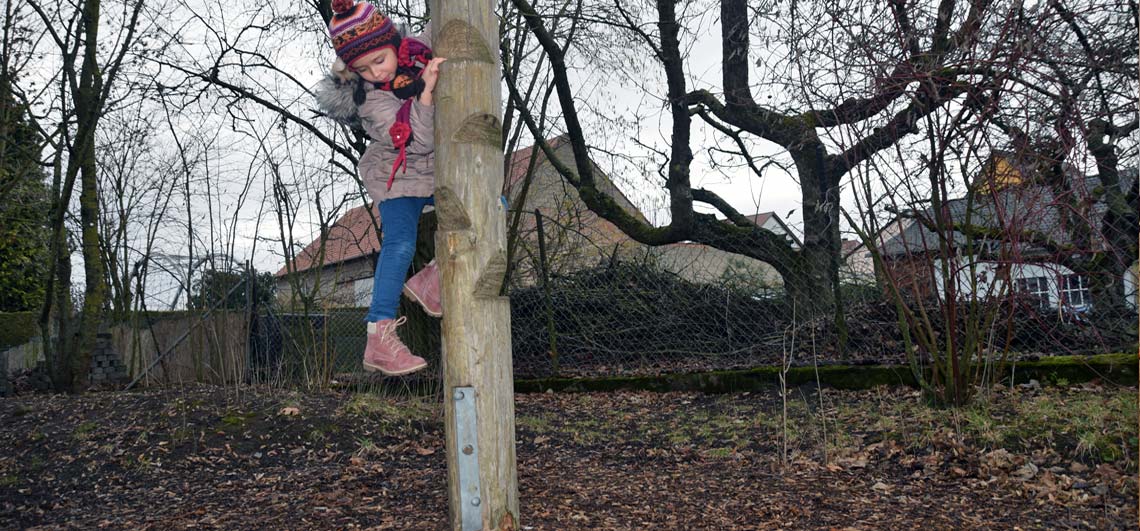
[90,333,128,386]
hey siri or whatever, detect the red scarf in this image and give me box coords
[374,37,433,190]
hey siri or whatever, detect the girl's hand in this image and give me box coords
[421,57,447,95]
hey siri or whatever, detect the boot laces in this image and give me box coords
[380,316,408,342]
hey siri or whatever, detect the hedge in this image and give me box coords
[0,312,39,350]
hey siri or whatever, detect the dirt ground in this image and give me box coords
[1,383,1136,530]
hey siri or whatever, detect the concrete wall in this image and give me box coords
[648,244,783,292]
[3,336,44,373]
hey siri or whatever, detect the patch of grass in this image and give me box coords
[705,447,734,458]
[11,405,34,417]
[307,429,328,443]
[133,453,157,471]
[0,475,18,487]
[302,420,341,444]
[962,408,1003,448]
[27,456,44,472]
[784,385,1138,471]
[1006,390,1135,465]
[27,430,45,443]
[355,437,378,456]
[667,430,692,445]
[516,414,553,433]
[171,425,196,445]
[219,410,256,429]
[339,393,433,424]
[72,421,97,441]
[565,418,612,445]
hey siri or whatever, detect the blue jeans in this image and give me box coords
[366,196,434,322]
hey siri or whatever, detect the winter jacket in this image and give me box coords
[315,26,434,204]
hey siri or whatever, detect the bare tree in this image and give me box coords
[507,0,1016,326]
[6,0,146,392]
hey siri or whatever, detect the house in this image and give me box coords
[647,212,799,293]
[276,136,820,304]
[274,204,383,307]
[878,152,1138,310]
[275,136,654,303]
[839,238,876,285]
[502,136,652,285]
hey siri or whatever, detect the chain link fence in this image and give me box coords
[214,207,1137,388]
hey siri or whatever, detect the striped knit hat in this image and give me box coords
[328,0,401,67]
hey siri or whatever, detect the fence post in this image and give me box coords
[432,7,520,530]
[245,260,255,385]
[535,210,559,375]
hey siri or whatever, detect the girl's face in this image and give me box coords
[349,47,398,83]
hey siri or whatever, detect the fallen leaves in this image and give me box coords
[0,384,1134,530]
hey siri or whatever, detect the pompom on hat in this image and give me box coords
[328,0,402,67]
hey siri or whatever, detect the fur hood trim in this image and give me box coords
[314,73,361,127]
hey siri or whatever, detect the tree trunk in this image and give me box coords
[786,147,843,319]
[65,0,108,393]
[1085,260,1136,343]
[431,5,520,530]
[47,232,73,393]
[784,246,835,316]
[72,140,106,392]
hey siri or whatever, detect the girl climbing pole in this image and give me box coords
[318,0,447,376]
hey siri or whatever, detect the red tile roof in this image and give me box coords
[841,238,863,256]
[746,212,772,227]
[278,136,571,277]
[504,134,569,196]
[275,204,380,277]
[277,134,645,277]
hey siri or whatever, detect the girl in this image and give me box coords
[320,0,447,376]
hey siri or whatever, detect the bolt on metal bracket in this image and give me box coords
[453,386,482,531]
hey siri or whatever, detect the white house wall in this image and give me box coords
[931,259,1082,309]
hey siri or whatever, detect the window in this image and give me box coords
[1015,276,1049,306]
[1060,274,1090,308]
[353,278,373,307]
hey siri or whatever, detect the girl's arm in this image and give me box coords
[410,55,445,153]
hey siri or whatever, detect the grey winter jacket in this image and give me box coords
[316,27,434,204]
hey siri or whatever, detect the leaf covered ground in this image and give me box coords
[0,382,1136,530]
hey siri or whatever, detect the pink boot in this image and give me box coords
[403,260,442,317]
[362,317,428,376]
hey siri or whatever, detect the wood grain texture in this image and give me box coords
[437,19,495,64]
[432,2,519,529]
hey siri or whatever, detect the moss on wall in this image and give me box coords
[515,353,1136,394]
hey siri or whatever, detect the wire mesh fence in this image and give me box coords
[186,207,1137,388]
[36,198,1133,392]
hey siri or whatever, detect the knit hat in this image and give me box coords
[328,0,402,67]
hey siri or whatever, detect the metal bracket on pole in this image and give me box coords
[452,386,482,531]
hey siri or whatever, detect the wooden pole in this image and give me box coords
[534,210,559,375]
[431,3,520,530]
